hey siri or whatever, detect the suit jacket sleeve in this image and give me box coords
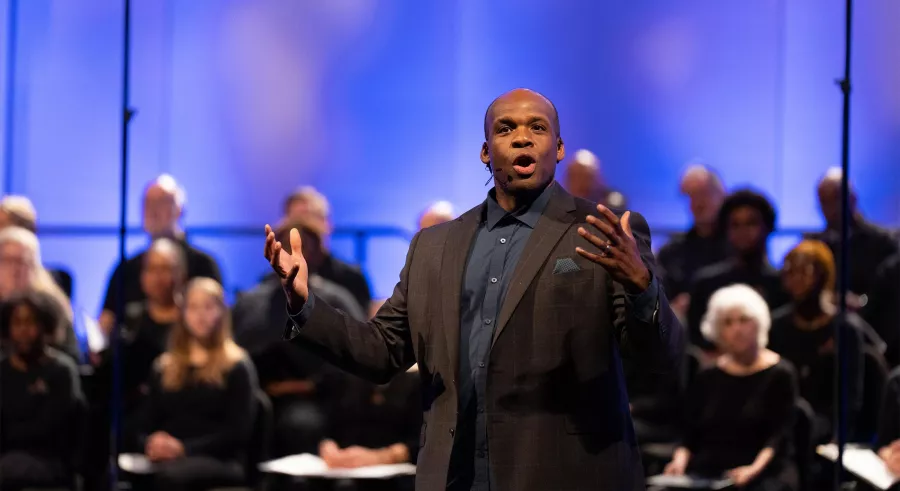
[283,232,421,385]
[612,212,684,374]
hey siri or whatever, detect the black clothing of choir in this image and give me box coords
[769,306,864,441]
[0,348,84,489]
[683,360,798,490]
[328,370,422,463]
[136,356,257,462]
[657,228,730,298]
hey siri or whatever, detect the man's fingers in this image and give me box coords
[585,215,618,241]
[621,211,634,238]
[290,228,303,257]
[576,246,616,267]
[270,241,284,276]
[577,227,622,258]
[264,229,276,260]
[595,204,624,233]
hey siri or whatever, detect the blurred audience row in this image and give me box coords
[1,148,900,491]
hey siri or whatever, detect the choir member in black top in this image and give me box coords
[687,189,790,351]
[664,284,798,491]
[0,291,85,491]
[769,240,864,443]
[99,175,222,334]
[805,168,898,307]
[876,367,900,475]
[656,165,730,317]
[0,226,80,360]
[132,278,257,491]
[234,219,366,457]
[281,187,372,311]
[319,367,422,468]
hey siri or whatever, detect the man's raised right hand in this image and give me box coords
[264,224,309,311]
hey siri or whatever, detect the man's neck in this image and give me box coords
[151,229,185,241]
[493,181,550,213]
[694,221,717,238]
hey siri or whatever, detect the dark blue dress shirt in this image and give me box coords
[450,183,658,490]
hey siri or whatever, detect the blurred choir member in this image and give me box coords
[562,149,627,208]
[656,164,729,317]
[0,291,85,491]
[687,189,789,351]
[318,366,421,491]
[0,195,72,297]
[805,168,897,305]
[0,226,79,359]
[281,186,372,311]
[866,252,900,365]
[83,238,190,487]
[113,239,187,412]
[769,240,864,442]
[233,220,364,457]
[100,175,221,334]
[663,285,798,491]
[418,201,455,230]
[133,278,257,491]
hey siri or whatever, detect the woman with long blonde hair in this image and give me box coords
[133,278,257,491]
[0,226,78,359]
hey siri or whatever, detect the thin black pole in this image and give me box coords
[834,0,853,488]
[2,0,19,194]
[110,0,133,488]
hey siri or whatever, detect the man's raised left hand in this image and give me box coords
[576,204,651,294]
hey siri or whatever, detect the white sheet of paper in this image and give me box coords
[259,453,416,479]
[646,474,734,489]
[118,453,155,475]
[817,444,899,490]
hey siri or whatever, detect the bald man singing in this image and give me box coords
[265,89,682,491]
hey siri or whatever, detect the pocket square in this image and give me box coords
[553,257,581,275]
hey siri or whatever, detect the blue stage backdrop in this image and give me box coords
[1,0,898,313]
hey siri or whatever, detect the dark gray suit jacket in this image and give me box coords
[285,184,683,491]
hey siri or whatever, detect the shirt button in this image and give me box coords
[484,319,492,325]
[477,450,486,458]
[490,277,498,284]
[478,407,484,413]
[479,362,485,368]
[499,238,507,244]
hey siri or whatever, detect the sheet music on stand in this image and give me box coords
[646,474,734,489]
[817,444,900,490]
[259,453,416,479]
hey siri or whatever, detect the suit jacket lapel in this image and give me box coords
[441,206,481,389]
[492,185,576,348]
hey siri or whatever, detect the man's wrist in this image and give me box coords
[626,268,651,294]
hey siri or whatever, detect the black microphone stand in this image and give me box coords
[834,0,853,489]
[110,0,134,489]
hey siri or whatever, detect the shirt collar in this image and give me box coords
[484,181,555,230]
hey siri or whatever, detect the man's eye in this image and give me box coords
[498,126,511,133]
[532,124,546,131]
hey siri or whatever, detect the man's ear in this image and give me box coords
[556,137,566,163]
[481,142,490,166]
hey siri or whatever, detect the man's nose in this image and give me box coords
[511,130,533,148]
